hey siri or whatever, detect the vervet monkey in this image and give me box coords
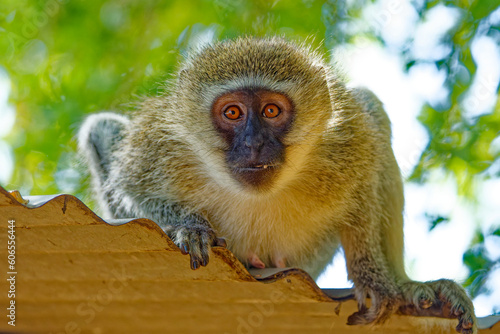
[78,37,476,333]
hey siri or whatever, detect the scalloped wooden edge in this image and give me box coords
[1,186,498,330]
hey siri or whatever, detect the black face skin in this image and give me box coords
[211,89,294,188]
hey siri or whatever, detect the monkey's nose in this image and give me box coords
[244,134,264,149]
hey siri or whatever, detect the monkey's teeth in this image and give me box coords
[250,164,271,169]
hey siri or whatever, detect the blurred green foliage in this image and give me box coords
[410,1,500,197]
[463,227,500,298]
[0,0,329,198]
[0,0,499,301]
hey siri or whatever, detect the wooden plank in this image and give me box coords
[0,223,174,252]
[0,187,498,334]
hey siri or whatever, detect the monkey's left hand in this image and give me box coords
[165,219,226,270]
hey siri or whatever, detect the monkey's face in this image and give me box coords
[211,89,294,189]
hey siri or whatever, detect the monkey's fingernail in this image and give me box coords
[462,318,473,329]
[180,244,189,255]
[191,259,200,270]
[419,296,432,309]
[454,306,465,316]
[216,238,227,248]
[201,257,208,267]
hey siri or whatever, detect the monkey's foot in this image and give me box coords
[398,279,476,334]
[347,285,401,325]
[428,279,476,334]
[169,224,226,270]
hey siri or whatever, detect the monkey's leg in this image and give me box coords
[341,224,402,325]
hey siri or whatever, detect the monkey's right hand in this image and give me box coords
[167,224,227,270]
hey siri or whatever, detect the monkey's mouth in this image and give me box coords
[237,164,277,171]
[231,164,280,188]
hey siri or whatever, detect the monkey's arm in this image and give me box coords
[78,112,225,269]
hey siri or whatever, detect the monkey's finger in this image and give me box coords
[214,237,227,248]
[179,239,207,269]
[453,305,465,317]
[459,316,474,330]
[184,242,203,270]
[456,316,475,334]
[190,255,201,270]
[187,243,206,268]
[193,243,209,267]
[190,251,209,267]
[200,255,209,267]
[455,310,475,334]
[401,281,435,310]
[419,295,433,309]
[348,295,399,326]
[179,242,190,255]
[347,310,371,325]
[186,235,211,268]
[199,233,212,266]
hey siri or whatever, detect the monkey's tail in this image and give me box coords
[77,112,130,186]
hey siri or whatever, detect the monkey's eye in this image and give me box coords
[223,106,242,120]
[262,104,281,118]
